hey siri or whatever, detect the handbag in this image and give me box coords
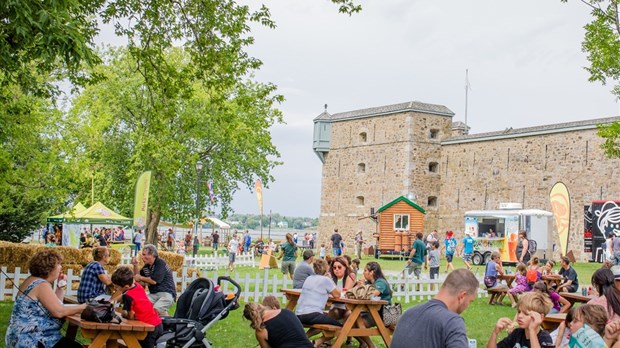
[346,284,377,300]
[382,303,402,328]
[81,299,121,323]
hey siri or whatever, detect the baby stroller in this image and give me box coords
[156,276,241,348]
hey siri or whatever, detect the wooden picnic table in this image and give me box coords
[63,295,79,304]
[541,313,566,331]
[65,313,154,348]
[560,292,594,306]
[541,275,562,288]
[281,289,392,348]
[282,288,302,310]
[498,274,515,288]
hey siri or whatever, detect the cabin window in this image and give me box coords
[358,163,366,173]
[428,162,439,173]
[359,132,367,142]
[429,129,439,139]
[356,196,365,206]
[428,196,437,207]
[394,214,410,230]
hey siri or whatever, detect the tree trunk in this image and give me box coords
[146,209,161,247]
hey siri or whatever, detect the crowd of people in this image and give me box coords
[18,225,620,348]
[6,242,176,348]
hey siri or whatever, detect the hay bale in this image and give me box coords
[62,264,83,275]
[108,248,122,266]
[57,246,84,265]
[159,251,184,271]
[79,248,94,265]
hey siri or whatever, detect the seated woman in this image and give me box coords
[77,246,114,303]
[296,259,342,347]
[243,302,313,348]
[587,268,620,322]
[484,251,508,291]
[328,256,356,321]
[6,249,87,348]
[355,261,393,348]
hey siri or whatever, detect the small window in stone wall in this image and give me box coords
[358,163,366,173]
[356,196,365,206]
[359,132,367,142]
[428,196,437,207]
[430,129,439,139]
[428,162,439,173]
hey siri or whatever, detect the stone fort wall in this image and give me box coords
[316,107,620,260]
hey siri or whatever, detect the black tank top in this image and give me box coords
[265,309,313,348]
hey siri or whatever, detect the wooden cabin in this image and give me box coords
[375,196,425,255]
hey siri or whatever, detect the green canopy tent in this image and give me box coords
[47,202,132,248]
[46,202,88,223]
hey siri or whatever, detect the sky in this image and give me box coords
[228,0,619,218]
[96,1,620,219]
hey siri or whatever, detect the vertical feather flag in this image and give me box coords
[207,181,215,203]
[549,182,571,256]
[255,179,263,215]
[133,171,152,229]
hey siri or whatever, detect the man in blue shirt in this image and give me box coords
[407,232,427,282]
[462,231,476,270]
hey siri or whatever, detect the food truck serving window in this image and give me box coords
[394,214,409,230]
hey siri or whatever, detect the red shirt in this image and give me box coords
[122,283,162,326]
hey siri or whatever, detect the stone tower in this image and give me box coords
[312,101,454,249]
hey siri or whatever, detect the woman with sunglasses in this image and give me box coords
[328,256,356,321]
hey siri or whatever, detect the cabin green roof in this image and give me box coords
[377,196,426,214]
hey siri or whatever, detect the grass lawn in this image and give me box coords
[0,252,602,348]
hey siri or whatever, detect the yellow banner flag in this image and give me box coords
[549,182,571,256]
[133,171,152,229]
[255,179,263,215]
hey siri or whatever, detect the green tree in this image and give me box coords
[563,1,620,156]
[65,47,282,244]
[0,85,74,241]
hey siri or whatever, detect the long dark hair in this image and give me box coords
[331,256,352,284]
[591,268,620,317]
[365,261,391,295]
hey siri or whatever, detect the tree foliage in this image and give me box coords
[563,1,620,157]
[0,85,74,241]
[65,47,283,243]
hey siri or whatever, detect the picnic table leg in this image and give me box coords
[367,305,392,347]
[120,331,146,348]
[332,306,364,348]
[89,331,112,348]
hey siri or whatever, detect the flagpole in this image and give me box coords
[465,68,469,127]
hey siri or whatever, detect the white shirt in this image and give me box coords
[228,238,239,253]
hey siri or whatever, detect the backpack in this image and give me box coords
[528,239,537,254]
[526,269,539,285]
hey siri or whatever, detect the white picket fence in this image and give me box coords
[0,265,491,304]
[119,250,256,270]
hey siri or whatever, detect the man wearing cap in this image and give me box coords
[355,231,364,259]
[557,256,579,293]
[293,249,315,289]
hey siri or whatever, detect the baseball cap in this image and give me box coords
[611,265,620,280]
[303,249,314,260]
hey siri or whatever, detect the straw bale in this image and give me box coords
[62,264,83,275]
[108,248,122,265]
[57,246,84,265]
[78,248,94,265]
[159,251,184,271]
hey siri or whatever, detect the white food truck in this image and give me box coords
[464,203,554,265]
